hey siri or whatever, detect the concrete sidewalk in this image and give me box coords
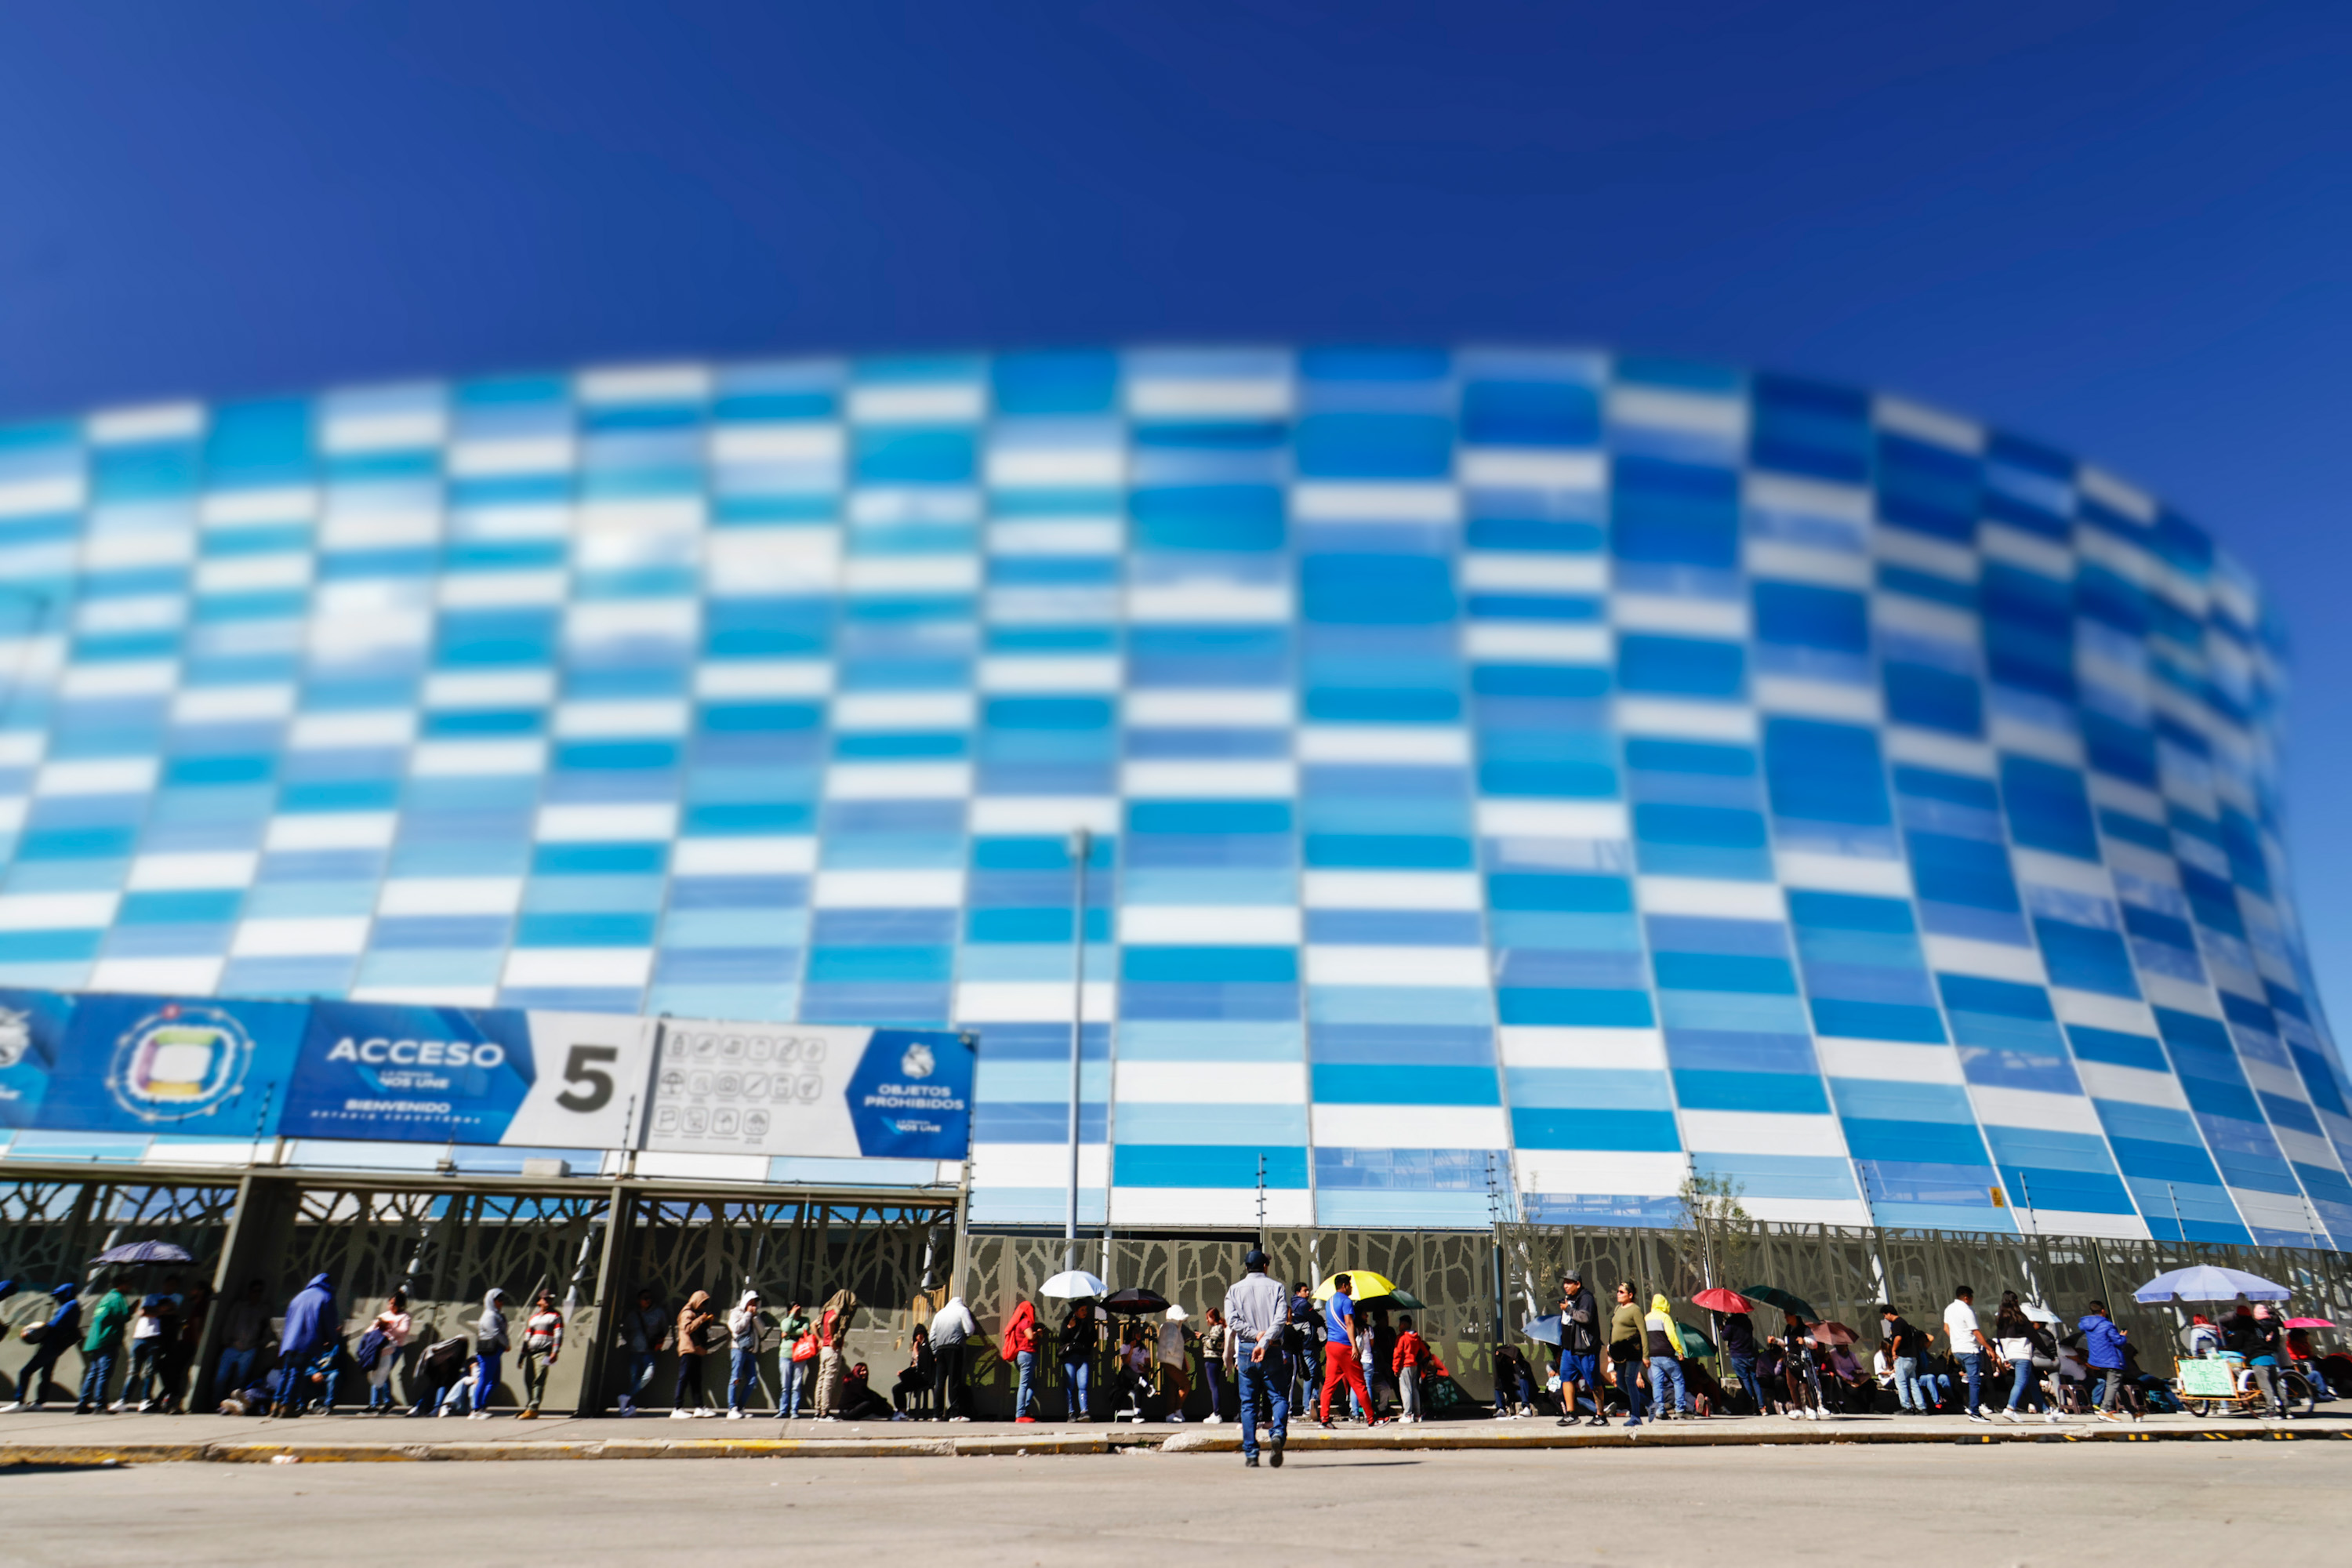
[2,1404,2347,1465]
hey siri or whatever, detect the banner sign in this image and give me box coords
[0,985,973,1160]
[643,1021,975,1160]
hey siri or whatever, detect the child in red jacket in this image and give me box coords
[1392,1316,1448,1424]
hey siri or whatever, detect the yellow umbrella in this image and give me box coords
[1312,1271,1399,1303]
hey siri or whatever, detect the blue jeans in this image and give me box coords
[1893,1355,1923,1411]
[273,1360,307,1412]
[1236,1340,1289,1458]
[1648,1355,1688,1414]
[1730,1355,1767,1414]
[729,1346,759,1412]
[78,1348,118,1410]
[1957,1352,1984,1414]
[1014,1351,1036,1419]
[778,1356,805,1417]
[1918,1371,1950,1409]
[216,1346,259,1397]
[473,1352,501,1413]
[1614,1358,1647,1422]
[1062,1355,1090,1419]
[18,1341,68,1406]
[1203,1359,1231,1421]
[2009,1359,2041,1410]
[128,1340,164,1405]
[628,1351,660,1406]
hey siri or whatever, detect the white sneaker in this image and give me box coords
[2,1400,24,1413]
[670,1409,693,1420]
[1806,1407,1822,1421]
[1784,1409,1801,1421]
[136,1400,155,1413]
[2000,1409,2024,1424]
[1965,1412,1991,1425]
[1203,1414,1222,1425]
[110,1400,127,1413]
[725,1410,747,1420]
[468,1410,491,1420]
[1168,1413,1185,1423]
[950,1415,971,1423]
[2044,1410,2063,1423]
[2092,1410,2119,1423]
[697,1407,716,1418]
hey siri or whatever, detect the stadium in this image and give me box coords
[2,344,2348,1252]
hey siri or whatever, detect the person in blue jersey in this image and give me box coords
[1317,1274,1376,1428]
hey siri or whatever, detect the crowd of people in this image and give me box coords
[5,1265,2345,1432]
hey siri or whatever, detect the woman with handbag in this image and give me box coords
[775,1298,815,1420]
[1994,1293,2059,1423]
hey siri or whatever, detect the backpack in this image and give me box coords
[354,1327,390,1373]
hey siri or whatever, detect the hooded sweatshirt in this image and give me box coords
[279,1274,335,1359]
[678,1290,714,1358]
[1003,1301,1038,1358]
[930,1296,976,1348]
[729,1291,763,1350]
[819,1289,858,1348]
[474,1290,510,1354]
[1643,1295,1686,1359]
[84,1286,130,1355]
[2078,1310,2126,1371]
[37,1283,82,1348]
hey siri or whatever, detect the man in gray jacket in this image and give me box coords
[469,1289,510,1419]
[929,1296,978,1422]
[1222,1250,1290,1469]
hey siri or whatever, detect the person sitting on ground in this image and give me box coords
[1753,1334,1788,1417]
[891,1323,936,1418]
[1823,1341,1870,1412]
[837,1361,893,1421]
[1490,1342,1536,1417]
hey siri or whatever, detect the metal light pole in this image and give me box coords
[1064,827,1091,1273]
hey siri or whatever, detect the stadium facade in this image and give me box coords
[2,345,2349,1250]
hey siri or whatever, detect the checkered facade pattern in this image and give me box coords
[1,346,2347,1247]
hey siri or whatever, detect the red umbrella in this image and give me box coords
[2284,1316,2336,1330]
[1692,1287,1754,1314]
[1809,1321,1860,1346]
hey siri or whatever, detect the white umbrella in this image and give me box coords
[2133,1265,2289,1304]
[2022,1302,2062,1326]
[1040,1269,1107,1300]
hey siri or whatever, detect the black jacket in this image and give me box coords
[1559,1290,1600,1356]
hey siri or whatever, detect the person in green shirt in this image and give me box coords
[75,1284,130,1414]
[775,1300,815,1419]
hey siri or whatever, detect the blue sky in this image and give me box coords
[5,2,2350,1025]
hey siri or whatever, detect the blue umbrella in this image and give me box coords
[1520,1314,1565,1345]
[2132,1265,2288,1304]
[88,1241,194,1266]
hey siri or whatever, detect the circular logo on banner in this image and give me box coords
[900,1042,935,1080]
[107,1004,253,1123]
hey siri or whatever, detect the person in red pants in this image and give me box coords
[1319,1274,1376,1426]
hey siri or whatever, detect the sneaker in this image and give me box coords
[1269,1435,1284,1468]
[136,1400,155,1413]
[726,1410,747,1421]
[1168,1413,1184,1423]
[670,1409,693,1420]
[1624,1418,1642,1429]
[515,1410,538,1421]
[617,1406,637,1418]
[1016,1415,1037,1424]
[1965,1412,1991,1425]
[1244,1454,1260,1468]
[468,1410,492,1420]
[2044,1410,2063,1423]
[1556,1416,1575,1428]
[1588,1417,1610,1428]
[1319,1419,1334,1431]
[2092,1411,2119,1423]
[2000,1409,2024,1424]
[1201,1414,1220,1425]
[1784,1409,1801,1421]
[1806,1408,1822,1421]
[950,1415,970,1423]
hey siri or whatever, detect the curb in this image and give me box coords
[0,1432,1122,1467]
[1160,1422,2352,1454]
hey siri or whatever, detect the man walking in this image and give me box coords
[271,1272,336,1417]
[2078,1300,2131,1423]
[4,1283,82,1410]
[1222,1248,1290,1468]
[1943,1285,2001,1425]
[1317,1273,1377,1428]
[930,1294,977,1421]
[1553,1270,1604,1427]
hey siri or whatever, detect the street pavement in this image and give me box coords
[2,1443,2347,1566]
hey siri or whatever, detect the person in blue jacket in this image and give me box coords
[274,1274,336,1417]
[4,1283,83,1410]
[2078,1300,2130,1422]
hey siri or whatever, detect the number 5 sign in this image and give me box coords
[496,1013,659,1149]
